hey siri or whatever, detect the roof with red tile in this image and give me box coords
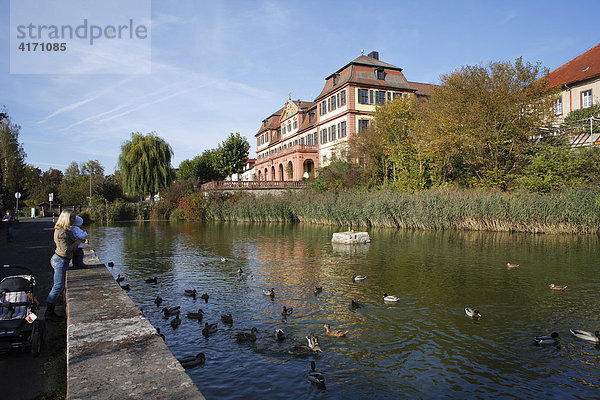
[547,42,600,88]
[256,108,283,136]
[407,81,440,97]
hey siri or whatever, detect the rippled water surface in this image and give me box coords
[89,222,600,399]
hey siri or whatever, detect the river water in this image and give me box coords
[89,222,600,399]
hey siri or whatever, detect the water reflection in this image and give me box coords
[89,222,600,399]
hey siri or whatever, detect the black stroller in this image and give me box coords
[0,265,43,356]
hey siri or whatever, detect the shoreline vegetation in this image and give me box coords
[87,188,600,235]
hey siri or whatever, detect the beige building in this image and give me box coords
[254,51,436,181]
[548,42,600,120]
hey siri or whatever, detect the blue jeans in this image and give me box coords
[47,253,69,303]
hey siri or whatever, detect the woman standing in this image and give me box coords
[45,210,83,322]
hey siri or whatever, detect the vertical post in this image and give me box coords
[89,172,92,208]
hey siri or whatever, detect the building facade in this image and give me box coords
[548,42,600,120]
[254,51,436,181]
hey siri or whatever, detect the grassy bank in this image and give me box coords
[204,188,600,234]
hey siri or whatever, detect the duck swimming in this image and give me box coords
[351,300,363,309]
[275,328,286,341]
[235,327,258,342]
[290,342,322,356]
[323,324,348,337]
[115,274,124,283]
[178,353,206,369]
[170,315,181,329]
[352,274,366,281]
[202,322,218,336]
[237,268,243,274]
[200,293,209,302]
[154,295,163,306]
[187,309,204,320]
[465,308,481,319]
[314,286,323,295]
[507,263,519,269]
[281,306,293,317]
[383,293,399,302]
[306,335,320,350]
[107,261,114,268]
[570,329,600,343]
[144,277,158,284]
[185,289,197,298]
[163,306,181,318]
[549,284,567,291]
[308,361,326,388]
[534,332,560,345]
[220,257,228,262]
[263,288,275,298]
[221,313,233,324]
[120,284,131,291]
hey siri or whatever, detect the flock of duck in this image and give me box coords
[109,258,599,390]
[463,263,598,346]
[110,259,366,387]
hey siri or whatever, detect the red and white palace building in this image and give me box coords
[254,51,435,181]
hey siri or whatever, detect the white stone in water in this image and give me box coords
[331,231,371,244]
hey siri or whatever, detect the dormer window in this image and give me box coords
[376,68,385,80]
[333,73,340,85]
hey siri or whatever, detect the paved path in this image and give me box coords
[0,217,67,400]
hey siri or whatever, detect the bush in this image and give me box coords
[311,160,365,192]
[169,208,184,221]
[178,193,207,220]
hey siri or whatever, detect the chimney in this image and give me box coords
[367,51,379,60]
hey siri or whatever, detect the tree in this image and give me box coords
[216,132,250,178]
[81,159,105,200]
[22,164,42,202]
[118,132,174,197]
[350,96,429,190]
[422,57,556,189]
[178,149,225,184]
[58,161,88,205]
[100,172,124,202]
[0,110,27,208]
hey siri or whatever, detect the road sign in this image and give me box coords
[15,192,21,199]
[49,193,53,202]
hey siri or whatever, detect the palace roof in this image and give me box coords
[315,54,418,101]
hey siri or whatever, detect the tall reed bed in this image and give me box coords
[203,189,600,234]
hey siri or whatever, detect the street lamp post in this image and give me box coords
[89,172,92,208]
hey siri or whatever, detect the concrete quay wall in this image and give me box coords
[65,246,205,400]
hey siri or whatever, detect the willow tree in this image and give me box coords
[118,132,174,197]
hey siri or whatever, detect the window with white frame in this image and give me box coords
[582,90,592,109]
[554,98,563,115]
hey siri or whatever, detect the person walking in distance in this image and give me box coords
[71,215,88,269]
[45,210,84,322]
[2,210,15,242]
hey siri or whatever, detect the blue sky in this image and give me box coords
[1,0,599,174]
